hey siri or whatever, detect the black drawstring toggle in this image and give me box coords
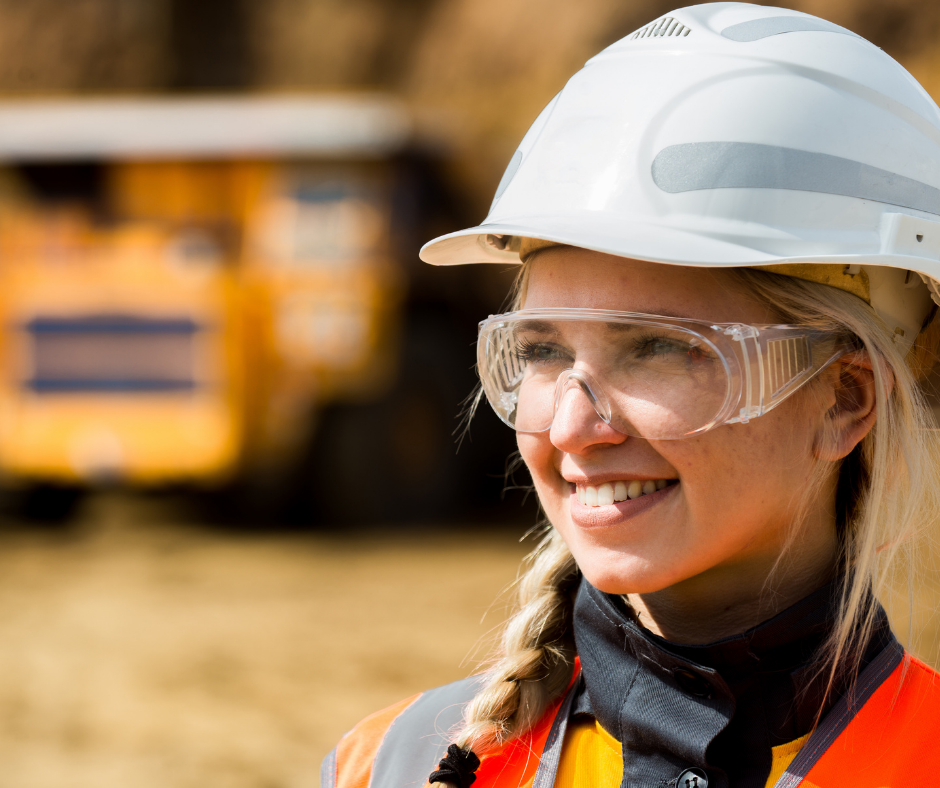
[429,744,481,787]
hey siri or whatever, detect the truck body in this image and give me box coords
[0,97,406,506]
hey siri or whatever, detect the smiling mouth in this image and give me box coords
[576,479,676,507]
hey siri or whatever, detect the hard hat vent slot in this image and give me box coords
[631,16,691,40]
[881,213,940,262]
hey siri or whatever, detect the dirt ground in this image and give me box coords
[0,494,531,788]
[0,495,936,788]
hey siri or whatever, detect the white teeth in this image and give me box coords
[614,481,628,502]
[577,479,673,507]
[585,485,598,506]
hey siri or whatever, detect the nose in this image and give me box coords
[549,370,628,452]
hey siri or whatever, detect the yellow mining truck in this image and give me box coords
[0,96,417,521]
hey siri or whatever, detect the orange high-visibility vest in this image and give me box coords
[322,643,940,788]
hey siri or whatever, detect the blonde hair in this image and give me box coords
[734,269,940,688]
[434,261,940,774]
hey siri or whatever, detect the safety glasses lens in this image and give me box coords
[480,318,732,440]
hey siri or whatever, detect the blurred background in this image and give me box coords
[0,1,935,786]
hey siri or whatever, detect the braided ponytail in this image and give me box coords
[429,528,579,785]
[430,257,581,786]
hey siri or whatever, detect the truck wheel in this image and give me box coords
[289,314,477,526]
[0,483,85,526]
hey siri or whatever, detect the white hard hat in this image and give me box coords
[419,2,940,353]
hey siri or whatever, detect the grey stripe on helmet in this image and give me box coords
[651,141,940,216]
[721,16,861,42]
[369,674,485,788]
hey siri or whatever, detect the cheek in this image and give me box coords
[517,433,554,484]
[673,408,821,514]
[517,432,569,515]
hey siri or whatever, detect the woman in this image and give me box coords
[323,4,940,787]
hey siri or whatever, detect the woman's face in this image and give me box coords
[517,248,840,605]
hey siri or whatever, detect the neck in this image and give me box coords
[627,546,838,644]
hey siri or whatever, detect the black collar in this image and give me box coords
[572,576,894,788]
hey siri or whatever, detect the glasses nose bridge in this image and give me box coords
[553,368,613,426]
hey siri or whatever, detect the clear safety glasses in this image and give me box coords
[477,308,856,441]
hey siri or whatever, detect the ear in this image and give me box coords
[814,351,885,462]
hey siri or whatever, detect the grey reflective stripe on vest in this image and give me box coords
[772,637,904,788]
[651,142,940,216]
[721,16,862,42]
[338,641,901,788]
[531,678,580,788]
[362,673,580,788]
[320,746,337,788]
[370,674,486,788]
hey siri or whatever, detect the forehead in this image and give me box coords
[523,247,775,324]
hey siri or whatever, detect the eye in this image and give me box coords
[631,334,714,364]
[634,335,690,357]
[515,338,569,364]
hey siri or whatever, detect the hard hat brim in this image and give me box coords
[420,216,940,277]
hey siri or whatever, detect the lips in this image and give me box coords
[567,478,677,528]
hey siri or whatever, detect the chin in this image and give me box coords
[578,557,673,597]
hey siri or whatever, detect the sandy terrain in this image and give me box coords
[0,495,530,788]
[0,494,935,788]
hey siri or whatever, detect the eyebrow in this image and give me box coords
[623,307,696,320]
[512,319,558,336]
[513,312,699,337]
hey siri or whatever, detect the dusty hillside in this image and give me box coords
[0,0,934,213]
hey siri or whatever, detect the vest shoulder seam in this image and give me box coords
[333,692,423,788]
